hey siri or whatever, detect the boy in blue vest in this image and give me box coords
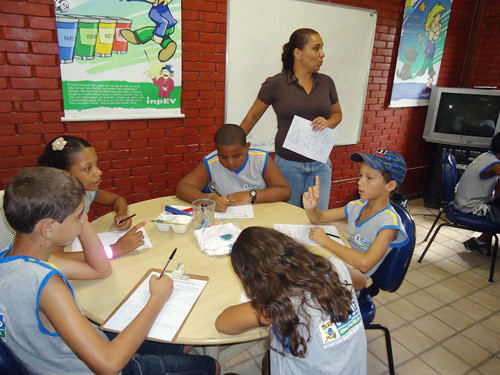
[0,167,218,375]
[176,124,291,212]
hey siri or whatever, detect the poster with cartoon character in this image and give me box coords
[54,0,182,121]
[389,0,453,107]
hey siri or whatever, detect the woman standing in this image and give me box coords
[241,28,342,210]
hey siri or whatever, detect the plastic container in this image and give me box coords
[154,212,192,233]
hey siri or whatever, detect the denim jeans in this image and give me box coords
[274,155,332,210]
[105,332,216,375]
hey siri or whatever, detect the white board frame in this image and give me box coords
[225,0,377,151]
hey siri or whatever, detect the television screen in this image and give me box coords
[434,93,500,138]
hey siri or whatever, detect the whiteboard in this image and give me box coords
[225,0,377,151]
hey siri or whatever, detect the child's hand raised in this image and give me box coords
[302,175,320,210]
[149,273,174,305]
[309,227,330,246]
[112,221,147,257]
[115,213,133,230]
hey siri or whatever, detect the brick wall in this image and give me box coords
[0,0,493,219]
[469,0,500,88]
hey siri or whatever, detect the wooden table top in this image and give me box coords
[69,196,347,346]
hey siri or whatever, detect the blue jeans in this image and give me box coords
[105,332,216,375]
[274,155,332,210]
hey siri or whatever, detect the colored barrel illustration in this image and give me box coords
[74,17,99,60]
[113,18,132,54]
[56,15,78,64]
[95,18,117,58]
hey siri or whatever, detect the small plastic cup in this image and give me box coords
[192,198,216,229]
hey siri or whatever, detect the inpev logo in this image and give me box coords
[0,313,5,338]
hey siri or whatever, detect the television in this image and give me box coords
[423,87,500,149]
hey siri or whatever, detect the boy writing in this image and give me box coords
[176,124,291,212]
[304,150,409,278]
[455,133,500,255]
[0,167,218,374]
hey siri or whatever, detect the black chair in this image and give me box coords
[0,339,30,375]
[418,153,500,282]
[358,203,416,375]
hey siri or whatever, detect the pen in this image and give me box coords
[326,232,343,239]
[159,248,177,278]
[118,213,136,224]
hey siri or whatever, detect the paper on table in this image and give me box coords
[214,204,254,219]
[273,224,344,246]
[101,271,208,342]
[70,228,153,252]
[282,115,339,163]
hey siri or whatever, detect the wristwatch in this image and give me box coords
[249,190,257,204]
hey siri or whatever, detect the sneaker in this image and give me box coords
[463,237,490,256]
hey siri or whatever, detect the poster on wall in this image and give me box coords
[54,0,183,121]
[389,0,453,107]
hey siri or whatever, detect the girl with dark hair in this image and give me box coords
[38,135,145,258]
[241,28,342,211]
[216,227,367,374]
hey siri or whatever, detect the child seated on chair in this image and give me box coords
[0,167,218,375]
[455,133,500,255]
[175,124,291,212]
[304,150,408,278]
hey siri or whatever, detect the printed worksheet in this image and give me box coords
[214,204,254,219]
[102,271,208,342]
[70,228,153,252]
[282,115,339,163]
[273,224,344,246]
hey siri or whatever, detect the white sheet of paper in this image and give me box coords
[70,228,153,252]
[102,272,207,342]
[282,115,339,163]
[214,204,254,219]
[273,224,344,246]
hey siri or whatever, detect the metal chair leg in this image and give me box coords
[366,324,395,375]
[424,210,443,242]
[489,234,498,282]
[419,222,446,263]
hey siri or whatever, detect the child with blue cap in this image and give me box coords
[303,149,409,278]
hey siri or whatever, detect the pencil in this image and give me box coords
[326,232,343,239]
[209,184,222,197]
[118,213,136,224]
[150,219,185,225]
[159,248,177,278]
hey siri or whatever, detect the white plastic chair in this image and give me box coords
[0,190,16,250]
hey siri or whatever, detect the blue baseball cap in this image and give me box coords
[351,149,406,187]
[163,65,174,73]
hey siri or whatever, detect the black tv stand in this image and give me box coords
[424,143,487,208]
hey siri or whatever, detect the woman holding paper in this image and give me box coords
[240,28,342,210]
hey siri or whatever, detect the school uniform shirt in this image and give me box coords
[203,149,268,195]
[84,190,97,214]
[0,250,108,375]
[258,71,339,163]
[454,151,500,215]
[345,199,408,278]
[270,257,367,375]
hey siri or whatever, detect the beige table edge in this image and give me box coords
[69,196,347,346]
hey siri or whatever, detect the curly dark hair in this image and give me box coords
[230,226,354,358]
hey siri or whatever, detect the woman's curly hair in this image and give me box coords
[230,226,354,358]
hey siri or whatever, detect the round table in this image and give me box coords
[69,196,348,347]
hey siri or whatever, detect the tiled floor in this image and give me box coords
[210,198,500,375]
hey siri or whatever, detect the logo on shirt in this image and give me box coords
[318,301,362,349]
[354,234,372,247]
[0,314,5,338]
[243,183,258,190]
